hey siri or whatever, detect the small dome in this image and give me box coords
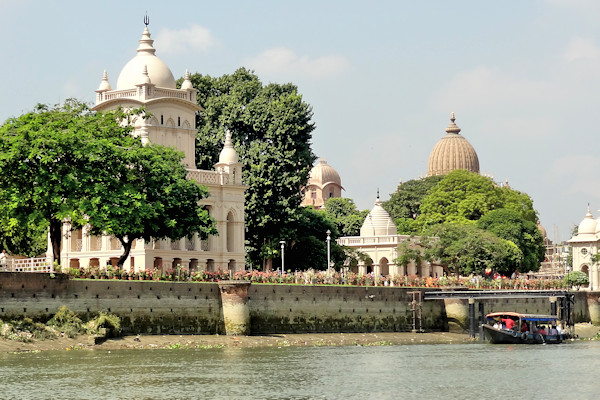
[537,223,547,239]
[181,69,194,90]
[116,27,176,90]
[97,70,112,91]
[307,159,342,189]
[427,113,480,177]
[138,65,152,85]
[218,130,238,163]
[578,207,597,235]
[360,195,398,237]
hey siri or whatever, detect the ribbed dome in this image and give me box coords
[218,130,238,164]
[537,223,547,239]
[360,196,398,237]
[427,113,480,177]
[307,159,342,189]
[578,208,597,235]
[116,27,176,90]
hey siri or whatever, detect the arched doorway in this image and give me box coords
[365,257,373,274]
[379,257,389,276]
[582,264,589,278]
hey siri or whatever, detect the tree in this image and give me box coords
[564,270,589,290]
[423,223,522,276]
[477,208,545,273]
[183,68,316,267]
[0,100,215,266]
[323,198,369,237]
[415,170,504,230]
[78,143,217,268]
[0,100,131,262]
[383,176,443,234]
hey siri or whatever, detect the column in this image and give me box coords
[218,281,251,335]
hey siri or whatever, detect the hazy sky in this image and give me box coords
[1,0,599,241]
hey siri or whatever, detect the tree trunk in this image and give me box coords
[117,237,133,269]
[49,219,62,265]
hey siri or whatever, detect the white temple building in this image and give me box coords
[53,23,246,273]
[337,194,441,277]
[568,207,600,290]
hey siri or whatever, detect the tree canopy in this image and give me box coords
[383,176,443,234]
[322,198,369,237]
[477,208,544,273]
[183,68,316,268]
[0,100,215,265]
[423,223,522,276]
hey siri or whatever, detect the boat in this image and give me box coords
[483,312,564,344]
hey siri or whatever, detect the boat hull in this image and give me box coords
[482,325,562,344]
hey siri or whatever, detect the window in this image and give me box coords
[177,116,181,127]
[160,115,164,125]
[581,248,588,255]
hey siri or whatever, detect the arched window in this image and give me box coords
[226,211,235,252]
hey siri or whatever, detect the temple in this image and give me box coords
[52,23,246,273]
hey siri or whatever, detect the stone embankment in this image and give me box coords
[0,273,597,335]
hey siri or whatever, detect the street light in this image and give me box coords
[326,229,331,271]
[279,240,286,275]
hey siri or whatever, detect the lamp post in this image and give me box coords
[326,229,331,271]
[279,240,286,275]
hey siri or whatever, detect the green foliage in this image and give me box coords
[184,68,316,267]
[323,198,369,237]
[47,305,86,338]
[395,240,423,267]
[0,99,215,265]
[423,223,522,276]
[86,312,121,338]
[383,176,443,234]
[477,208,545,273]
[416,171,503,230]
[564,270,589,289]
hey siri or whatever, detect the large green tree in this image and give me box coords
[423,223,522,276]
[78,143,217,268]
[0,100,215,265]
[182,68,316,267]
[383,176,443,234]
[477,208,544,273]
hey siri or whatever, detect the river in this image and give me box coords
[1,341,598,399]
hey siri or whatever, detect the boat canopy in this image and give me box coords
[486,312,558,322]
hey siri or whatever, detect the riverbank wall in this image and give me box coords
[0,273,597,334]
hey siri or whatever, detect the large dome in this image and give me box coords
[360,196,398,237]
[427,113,480,177]
[116,27,176,90]
[307,159,342,189]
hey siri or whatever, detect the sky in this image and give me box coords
[1,0,599,242]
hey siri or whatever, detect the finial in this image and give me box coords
[144,13,149,27]
[377,188,380,199]
[445,112,461,134]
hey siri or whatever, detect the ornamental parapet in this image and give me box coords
[186,169,230,186]
[96,86,196,105]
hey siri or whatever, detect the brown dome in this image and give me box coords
[426,113,480,177]
[307,158,343,189]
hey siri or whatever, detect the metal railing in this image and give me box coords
[8,258,54,273]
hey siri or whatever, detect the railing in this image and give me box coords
[186,169,219,185]
[337,235,412,246]
[11,258,54,273]
[97,87,195,103]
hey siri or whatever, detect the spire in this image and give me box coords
[138,64,152,85]
[137,26,156,55]
[445,112,461,135]
[181,69,194,90]
[218,129,238,163]
[97,70,112,91]
[375,188,381,205]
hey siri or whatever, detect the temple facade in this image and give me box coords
[53,24,246,273]
[337,195,442,277]
[568,208,600,290]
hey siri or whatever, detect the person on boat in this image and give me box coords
[538,326,547,335]
[548,325,558,335]
[503,318,516,330]
[520,321,529,333]
[493,320,501,329]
